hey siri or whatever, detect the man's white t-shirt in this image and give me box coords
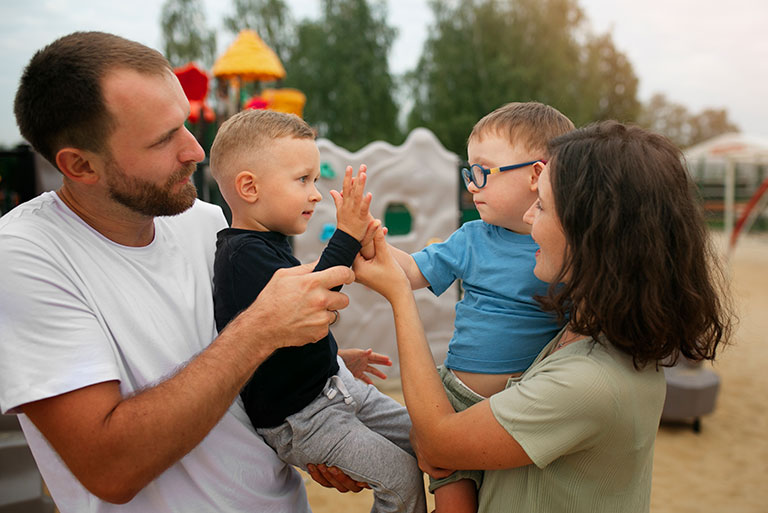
[0,191,310,513]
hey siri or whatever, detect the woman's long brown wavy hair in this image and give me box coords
[538,121,733,368]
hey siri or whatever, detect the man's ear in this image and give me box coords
[55,148,100,184]
[529,161,545,191]
[235,171,259,203]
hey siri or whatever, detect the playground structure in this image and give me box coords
[172,29,307,160]
[292,128,462,377]
[684,132,768,255]
[657,131,768,432]
[174,63,216,124]
[211,29,305,118]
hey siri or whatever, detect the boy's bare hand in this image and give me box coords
[330,164,373,242]
[338,348,392,384]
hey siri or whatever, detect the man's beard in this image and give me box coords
[105,159,198,217]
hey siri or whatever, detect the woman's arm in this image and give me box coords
[353,229,532,472]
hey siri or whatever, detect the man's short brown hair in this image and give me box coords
[14,31,171,168]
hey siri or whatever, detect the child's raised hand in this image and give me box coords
[338,348,392,385]
[330,165,373,242]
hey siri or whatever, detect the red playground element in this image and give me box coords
[730,176,768,250]
[244,96,270,110]
[174,63,215,123]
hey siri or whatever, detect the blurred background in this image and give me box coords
[1,0,766,153]
[2,0,767,230]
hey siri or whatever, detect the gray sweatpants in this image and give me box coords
[258,359,426,513]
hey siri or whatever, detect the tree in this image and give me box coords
[638,93,739,148]
[637,94,690,147]
[406,0,640,156]
[406,0,514,157]
[687,108,740,147]
[282,0,401,151]
[160,0,217,68]
[223,0,294,63]
[576,33,640,124]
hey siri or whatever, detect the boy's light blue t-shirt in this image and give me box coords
[412,220,562,374]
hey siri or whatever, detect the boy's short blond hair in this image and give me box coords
[210,109,316,185]
[469,102,574,158]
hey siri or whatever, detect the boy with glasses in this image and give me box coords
[209,109,426,513]
[388,102,574,512]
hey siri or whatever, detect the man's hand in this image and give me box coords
[232,264,354,353]
[306,464,371,493]
[338,348,392,385]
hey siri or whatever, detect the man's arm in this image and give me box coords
[21,265,353,504]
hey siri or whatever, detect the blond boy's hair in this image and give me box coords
[469,102,574,158]
[210,109,316,185]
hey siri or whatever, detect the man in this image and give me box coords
[0,31,354,512]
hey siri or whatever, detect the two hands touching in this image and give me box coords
[256,164,392,352]
[329,163,407,297]
[307,228,424,494]
[307,166,450,492]
[327,164,406,386]
[330,164,384,260]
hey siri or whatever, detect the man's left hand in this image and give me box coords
[306,464,371,493]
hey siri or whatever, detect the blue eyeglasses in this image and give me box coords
[461,159,546,190]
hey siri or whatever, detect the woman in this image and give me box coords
[350,121,732,512]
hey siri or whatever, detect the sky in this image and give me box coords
[1,0,766,147]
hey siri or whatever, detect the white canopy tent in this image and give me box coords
[685,132,768,162]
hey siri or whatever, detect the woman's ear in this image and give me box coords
[55,148,100,184]
[235,171,259,203]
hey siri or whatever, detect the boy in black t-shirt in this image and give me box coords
[210,109,425,513]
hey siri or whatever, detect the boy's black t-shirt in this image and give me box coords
[213,228,361,428]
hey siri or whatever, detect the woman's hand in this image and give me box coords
[338,348,392,385]
[352,227,410,301]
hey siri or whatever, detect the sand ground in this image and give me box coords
[304,231,768,513]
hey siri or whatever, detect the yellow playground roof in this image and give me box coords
[212,30,286,81]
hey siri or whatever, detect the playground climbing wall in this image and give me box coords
[293,128,460,378]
